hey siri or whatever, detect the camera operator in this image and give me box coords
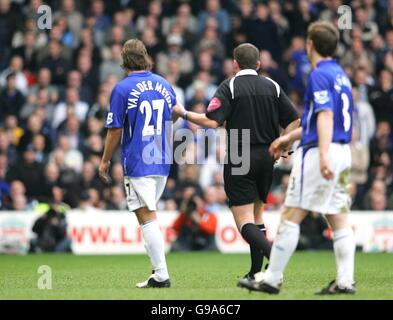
[171,193,218,251]
[29,203,71,253]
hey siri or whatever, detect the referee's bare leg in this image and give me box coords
[232,201,272,278]
[135,206,170,287]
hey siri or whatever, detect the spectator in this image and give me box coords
[7,146,44,200]
[90,0,111,32]
[110,163,124,188]
[350,127,370,208]
[105,186,127,210]
[194,21,226,62]
[0,73,25,123]
[198,0,230,35]
[41,41,70,85]
[20,88,56,124]
[77,53,99,96]
[352,85,376,147]
[54,0,84,46]
[62,70,93,106]
[204,186,223,212]
[0,0,19,70]
[260,50,289,92]
[0,56,28,95]
[99,44,124,83]
[0,153,10,209]
[0,130,17,165]
[11,31,38,72]
[53,88,89,128]
[140,27,161,61]
[28,68,59,104]
[287,0,317,38]
[246,2,281,60]
[353,5,379,45]
[18,114,52,154]
[156,34,194,76]
[364,180,388,210]
[285,36,311,97]
[369,69,393,127]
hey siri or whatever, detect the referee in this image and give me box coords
[173,43,300,285]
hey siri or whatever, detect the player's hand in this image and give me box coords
[269,135,291,160]
[320,154,333,180]
[172,103,186,116]
[99,161,111,184]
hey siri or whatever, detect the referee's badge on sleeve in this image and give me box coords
[207,97,222,111]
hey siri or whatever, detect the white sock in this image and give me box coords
[333,227,355,288]
[265,220,300,286]
[141,220,169,281]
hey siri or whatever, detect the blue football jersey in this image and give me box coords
[300,59,353,147]
[105,71,177,177]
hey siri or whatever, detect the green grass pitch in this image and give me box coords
[1,252,392,300]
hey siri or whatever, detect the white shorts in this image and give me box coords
[284,143,352,215]
[124,176,167,212]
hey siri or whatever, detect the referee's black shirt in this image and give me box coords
[206,69,299,145]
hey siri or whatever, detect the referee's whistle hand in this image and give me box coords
[269,136,288,160]
[99,161,111,184]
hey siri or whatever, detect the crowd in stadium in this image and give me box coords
[0,0,393,214]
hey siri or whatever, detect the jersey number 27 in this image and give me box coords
[140,99,165,136]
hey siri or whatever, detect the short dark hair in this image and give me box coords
[233,43,260,70]
[6,72,16,82]
[307,21,339,57]
[121,39,153,71]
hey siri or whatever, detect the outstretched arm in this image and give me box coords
[283,118,301,135]
[99,128,122,183]
[173,103,220,129]
[269,125,302,160]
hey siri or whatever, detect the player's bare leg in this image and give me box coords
[135,206,170,288]
[315,213,356,294]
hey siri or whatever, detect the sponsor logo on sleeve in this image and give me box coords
[106,112,113,125]
[207,97,222,111]
[313,90,330,104]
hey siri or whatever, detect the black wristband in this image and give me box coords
[182,111,188,120]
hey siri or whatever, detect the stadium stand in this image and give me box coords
[0,0,392,214]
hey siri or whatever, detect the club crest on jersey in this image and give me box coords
[313,90,330,104]
[207,97,222,111]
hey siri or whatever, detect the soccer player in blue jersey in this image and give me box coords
[239,21,356,295]
[99,39,179,288]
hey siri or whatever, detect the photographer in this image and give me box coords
[171,194,218,252]
[29,204,71,253]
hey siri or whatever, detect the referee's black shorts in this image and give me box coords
[223,144,274,207]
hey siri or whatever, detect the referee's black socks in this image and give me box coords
[241,223,272,277]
